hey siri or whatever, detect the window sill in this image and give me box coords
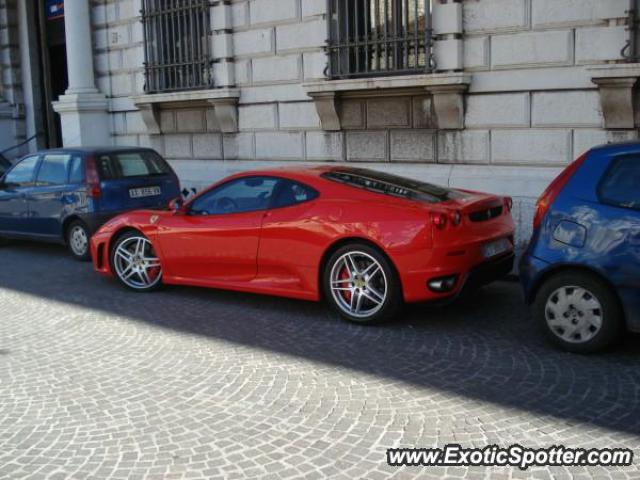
[302,73,471,130]
[132,88,240,134]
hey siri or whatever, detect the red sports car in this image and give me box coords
[91,167,515,323]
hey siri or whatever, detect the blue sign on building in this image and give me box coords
[46,0,64,20]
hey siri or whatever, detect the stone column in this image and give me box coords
[52,0,109,146]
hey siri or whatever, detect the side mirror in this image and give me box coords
[168,197,185,214]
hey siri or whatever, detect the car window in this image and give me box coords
[68,156,85,184]
[36,154,75,186]
[4,156,39,186]
[98,151,172,179]
[270,180,318,209]
[599,155,640,211]
[190,177,278,215]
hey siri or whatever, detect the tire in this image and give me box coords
[532,271,623,353]
[109,231,163,292]
[66,220,91,261]
[323,243,402,324]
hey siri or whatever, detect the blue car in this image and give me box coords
[520,142,640,353]
[0,147,181,260]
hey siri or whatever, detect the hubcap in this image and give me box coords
[70,226,88,256]
[113,236,162,289]
[330,251,387,319]
[545,286,603,344]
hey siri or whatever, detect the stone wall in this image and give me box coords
[459,0,636,167]
[92,0,637,165]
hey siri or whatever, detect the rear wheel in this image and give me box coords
[110,231,163,292]
[533,271,623,353]
[323,243,402,324]
[66,220,91,261]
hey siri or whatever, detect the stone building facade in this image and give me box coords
[2,0,640,248]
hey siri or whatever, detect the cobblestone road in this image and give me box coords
[1,242,640,479]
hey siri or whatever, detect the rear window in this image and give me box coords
[598,155,640,211]
[97,151,172,180]
[322,168,467,203]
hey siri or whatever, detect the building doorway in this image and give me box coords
[37,0,68,148]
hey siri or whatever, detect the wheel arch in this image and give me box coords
[317,236,404,301]
[61,215,85,243]
[108,227,144,255]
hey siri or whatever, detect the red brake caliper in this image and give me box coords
[147,247,161,281]
[339,266,352,303]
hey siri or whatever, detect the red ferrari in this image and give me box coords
[91,167,515,323]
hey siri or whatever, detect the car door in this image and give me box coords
[0,155,40,235]
[27,152,81,237]
[155,176,278,283]
[256,179,321,291]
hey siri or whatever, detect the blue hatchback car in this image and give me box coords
[0,147,181,260]
[520,142,640,353]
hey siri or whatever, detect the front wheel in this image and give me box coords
[323,243,402,324]
[110,231,163,292]
[533,271,623,353]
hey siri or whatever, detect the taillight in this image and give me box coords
[85,156,102,198]
[533,152,588,229]
[431,212,448,229]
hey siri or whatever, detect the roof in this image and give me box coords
[589,141,640,153]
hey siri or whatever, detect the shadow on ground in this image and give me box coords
[2,241,640,436]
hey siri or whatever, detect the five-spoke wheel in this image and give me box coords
[111,231,163,291]
[324,243,401,323]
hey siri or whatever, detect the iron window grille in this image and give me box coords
[326,0,433,79]
[623,0,640,62]
[141,0,213,93]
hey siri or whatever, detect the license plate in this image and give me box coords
[483,238,512,258]
[129,186,161,198]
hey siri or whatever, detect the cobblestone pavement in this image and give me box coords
[1,242,640,480]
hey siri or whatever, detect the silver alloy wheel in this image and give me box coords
[113,236,162,289]
[545,285,603,344]
[69,225,88,256]
[329,251,388,319]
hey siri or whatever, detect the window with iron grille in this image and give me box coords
[327,0,433,79]
[141,0,213,93]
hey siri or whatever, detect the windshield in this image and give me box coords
[322,168,468,203]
